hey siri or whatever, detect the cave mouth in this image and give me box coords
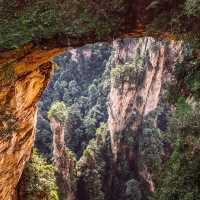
[35,42,113,159]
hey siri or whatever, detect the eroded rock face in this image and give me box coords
[0,47,63,200]
[50,117,76,200]
[108,37,184,190]
[50,118,66,160]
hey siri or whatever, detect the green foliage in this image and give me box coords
[111,57,144,87]
[0,0,62,48]
[167,53,200,104]
[18,149,59,200]
[175,96,192,118]
[154,141,200,200]
[146,0,200,35]
[185,0,200,17]
[154,103,200,200]
[153,33,200,199]
[36,43,111,157]
[169,103,200,141]
[178,33,200,49]
[96,123,108,138]
[48,101,69,123]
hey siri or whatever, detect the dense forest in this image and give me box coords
[36,42,112,158]
[0,0,200,200]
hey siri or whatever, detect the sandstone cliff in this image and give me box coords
[50,117,76,200]
[108,37,184,192]
[0,46,64,199]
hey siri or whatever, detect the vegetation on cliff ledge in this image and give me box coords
[111,57,144,87]
[48,101,69,124]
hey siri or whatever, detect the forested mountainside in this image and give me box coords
[1,0,200,200]
[19,36,200,200]
[36,43,111,157]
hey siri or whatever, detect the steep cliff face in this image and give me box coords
[0,47,63,199]
[50,117,76,200]
[50,118,65,160]
[108,37,184,191]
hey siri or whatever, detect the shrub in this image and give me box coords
[48,101,69,124]
[111,57,144,87]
